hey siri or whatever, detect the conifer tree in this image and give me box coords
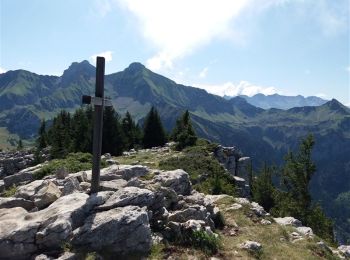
[49,110,72,158]
[17,139,23,150]
[143,107,167,148]
[37,119,47,150]
[171,110,197,150]
[122,111,142,150]
[102,106,126,155]
[71,108,92,153]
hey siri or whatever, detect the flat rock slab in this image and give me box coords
[154,169,191,196]
[0,192,111,260]
[274,217,302,227]
[0,197,35,211]
[97,187,155,211]
[72,205,151,255]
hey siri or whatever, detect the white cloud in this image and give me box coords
[193,80,278,97]
[315,93,327,99]
[117,0,254,70]
[199,67,209,78]
[108,0,347,71]
[346,66,350,73]
[90,51,113,63]
[0,67,7,74]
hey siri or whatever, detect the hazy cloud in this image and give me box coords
[194,80,278,97]
[90,51,113,62]
[0,67,7,74]
[199,67,209,78]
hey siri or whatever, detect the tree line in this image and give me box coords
[35,106,197,159]
[251,134,334,242]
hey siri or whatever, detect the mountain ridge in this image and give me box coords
[0,60,349,242]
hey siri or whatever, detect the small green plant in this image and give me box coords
[33,152,102,179]
[85,252,98,260]
[149,243,165,259]
[61,241,73,252]
[2,184,17,197]
[184,230,221,255]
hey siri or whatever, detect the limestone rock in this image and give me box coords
[168,205,213,227]
[71,206,152,256]
[0,180,5,193]
[16,180,62,209]
[55,167,69,179]
[154,169,191,195]
[99,179,127,192]
[234,197,250,205]
[338,245,350,257]
[0,197,35,211]
[34,254,52,260]
[274,217,302,227]
[239,240,262,251]
[226,203,243,211]
[0,192,111,259]
[260,219,272,225]
[62,177,81,195]
[96,187,155,211]
[250,202,268,217]
[296,226,314,237]
[56,252,77,260]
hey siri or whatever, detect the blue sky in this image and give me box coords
[1,0,349,104]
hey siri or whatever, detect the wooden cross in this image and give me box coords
[82,56,112,193]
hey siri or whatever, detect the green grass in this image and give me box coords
[1,185,17,197]
[33,152,104,179]
[159,139,236,196]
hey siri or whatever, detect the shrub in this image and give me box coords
[33,152,105,179]
[183,230,220,255]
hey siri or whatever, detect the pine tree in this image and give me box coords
[49,110,72,158]
[171,110,197,150]
[122,111,142,150]
[143,107,167,148]
[37,119,47,150]
[17,139,23,150]
[71,108,92,153]
[251,163,276,212]
[102,106,126,155]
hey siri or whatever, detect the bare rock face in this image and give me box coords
[239,240,262,251]
[153,169,191,196]
[0,192,111,260]
[0,197,35,211]
[15,180,62,209]
[71,206,152,256]
[273,217,302,227]
[96,187,155,211]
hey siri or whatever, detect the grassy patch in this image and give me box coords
[159,140,236,196]
[33,152,105,179]
[1,184,17,197]
[183,230,221,255]
[149,243,166,259]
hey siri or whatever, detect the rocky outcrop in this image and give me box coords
[72,206,151,256]
[153,169,191,196]
[0,150,36,178]
[15,180,62,209]
[213,145,251,197]
[3,163,45,188]
[273,217,302,227]
[0,163,222,259]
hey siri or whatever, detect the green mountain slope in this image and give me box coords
[0,61,349,242]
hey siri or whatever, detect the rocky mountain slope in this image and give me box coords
[0,61,349,242]
[1,144,349,260]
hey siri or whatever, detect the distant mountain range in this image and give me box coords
[0,61,349,242]
[223,93,328,109]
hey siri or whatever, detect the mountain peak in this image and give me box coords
[61,60,95,84]
[124,62,146,74]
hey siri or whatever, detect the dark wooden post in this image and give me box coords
[91,57,105,193]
